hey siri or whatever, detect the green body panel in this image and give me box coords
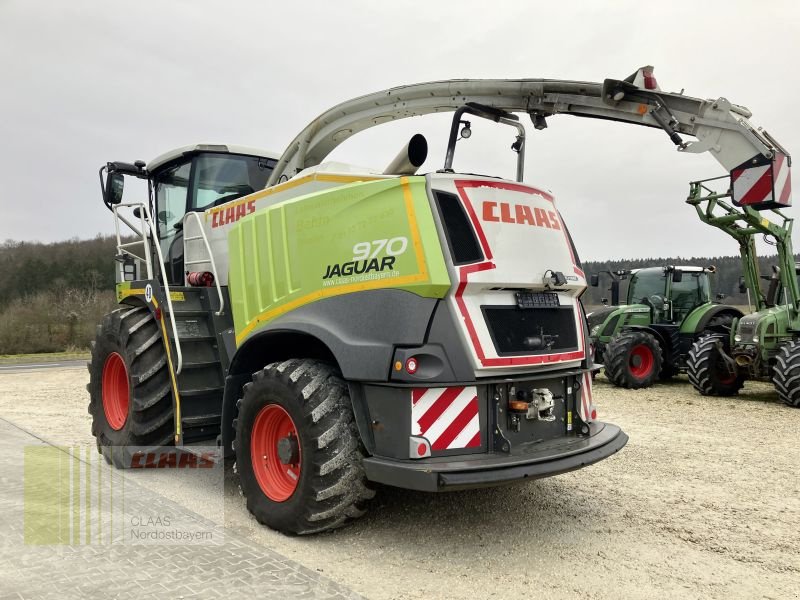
[678,302,720,334]
[228,177,451,344]
[592,305,651,344]
[742,307,792,355]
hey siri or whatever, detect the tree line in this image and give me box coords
[0,237,120,354]
[0,236,796,354]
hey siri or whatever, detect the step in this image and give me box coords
[178,368,224,391]
[181,413,221,444]
[172,333,216,343]
[170,317,213,339]
[183,414,221,426]
[181,424,220,444]
[179,386,224,398]
[167,309,209,318]
[181,359,222,370]
[173,341,219,364]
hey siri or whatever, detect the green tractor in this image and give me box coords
[685,174,800,407]
[587,267,742,388]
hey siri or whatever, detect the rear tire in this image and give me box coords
[235,359,374,535]
[772,341,800,407]
[604,331,662,389]
[87,306,175,468]
[686,334,744,396]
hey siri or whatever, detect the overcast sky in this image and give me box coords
[1,0,798,261]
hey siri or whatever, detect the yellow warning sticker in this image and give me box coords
[170,291,185,302]
[118,287,145,301]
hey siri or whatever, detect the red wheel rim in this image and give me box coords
[629,344,655,378]
[251,404,301,502]
[716,359,737,385]
[102,352,129,430]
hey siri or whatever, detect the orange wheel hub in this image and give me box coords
[250,404,301,502]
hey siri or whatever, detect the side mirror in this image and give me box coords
[716,293,726,301]
[672,269,683,283]
[738,276,747,294]
[105,172,124,205]
[601,297,608,306]
[589,274,599,287]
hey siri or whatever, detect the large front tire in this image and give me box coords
[686,334,744,396]
[772,341,800,407]
[235,359,374,535]
[604,330,662,389]
[87,306,175,468]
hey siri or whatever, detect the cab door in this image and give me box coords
[152,159,192,284]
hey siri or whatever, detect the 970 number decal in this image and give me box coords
[322,237,409,281]
[352,237,408,261]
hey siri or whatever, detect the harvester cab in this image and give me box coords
[100,145,279,285]
[89,66,792,535]
[587,265,740,389]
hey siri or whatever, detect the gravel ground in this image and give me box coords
[2,365,799,599]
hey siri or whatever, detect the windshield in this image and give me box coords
[191,153,275,211]
[627,270,667,304]
[671,272,710,321]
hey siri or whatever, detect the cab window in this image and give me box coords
[190,154,275,211]
[154,160,191,257]
[628,272,667,304]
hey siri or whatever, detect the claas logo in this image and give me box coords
[211,200,257,228]
[129,450,216,468]
[482,201,561,230]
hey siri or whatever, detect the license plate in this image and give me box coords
[515,292,559,309]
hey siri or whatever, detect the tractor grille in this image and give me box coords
[482,306,578,356]
[738,320,756,342]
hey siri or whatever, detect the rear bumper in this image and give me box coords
[362,421,628,492]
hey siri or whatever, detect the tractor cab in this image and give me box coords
[99,144,279,285]
[627,266,712,325]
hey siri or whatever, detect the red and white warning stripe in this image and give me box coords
[580,372,596,423]
[411,387,481,451]
[732,152,792,208]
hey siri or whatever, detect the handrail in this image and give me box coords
[183,211,225,316]
[112,202,153,279]
[112,201,183,374]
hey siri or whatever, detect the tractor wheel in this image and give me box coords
[234,359,374,535]
[686,334,744,396]
[87,306,175,468]
[772,341,800,407]
[604,331,662,389]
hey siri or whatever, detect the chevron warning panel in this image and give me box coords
[411,387,481,451]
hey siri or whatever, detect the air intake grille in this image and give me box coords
[482,306,579,356]
[433,191,483,265]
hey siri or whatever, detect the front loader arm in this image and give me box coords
[687,180,800,313]
[269,67,787,189]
